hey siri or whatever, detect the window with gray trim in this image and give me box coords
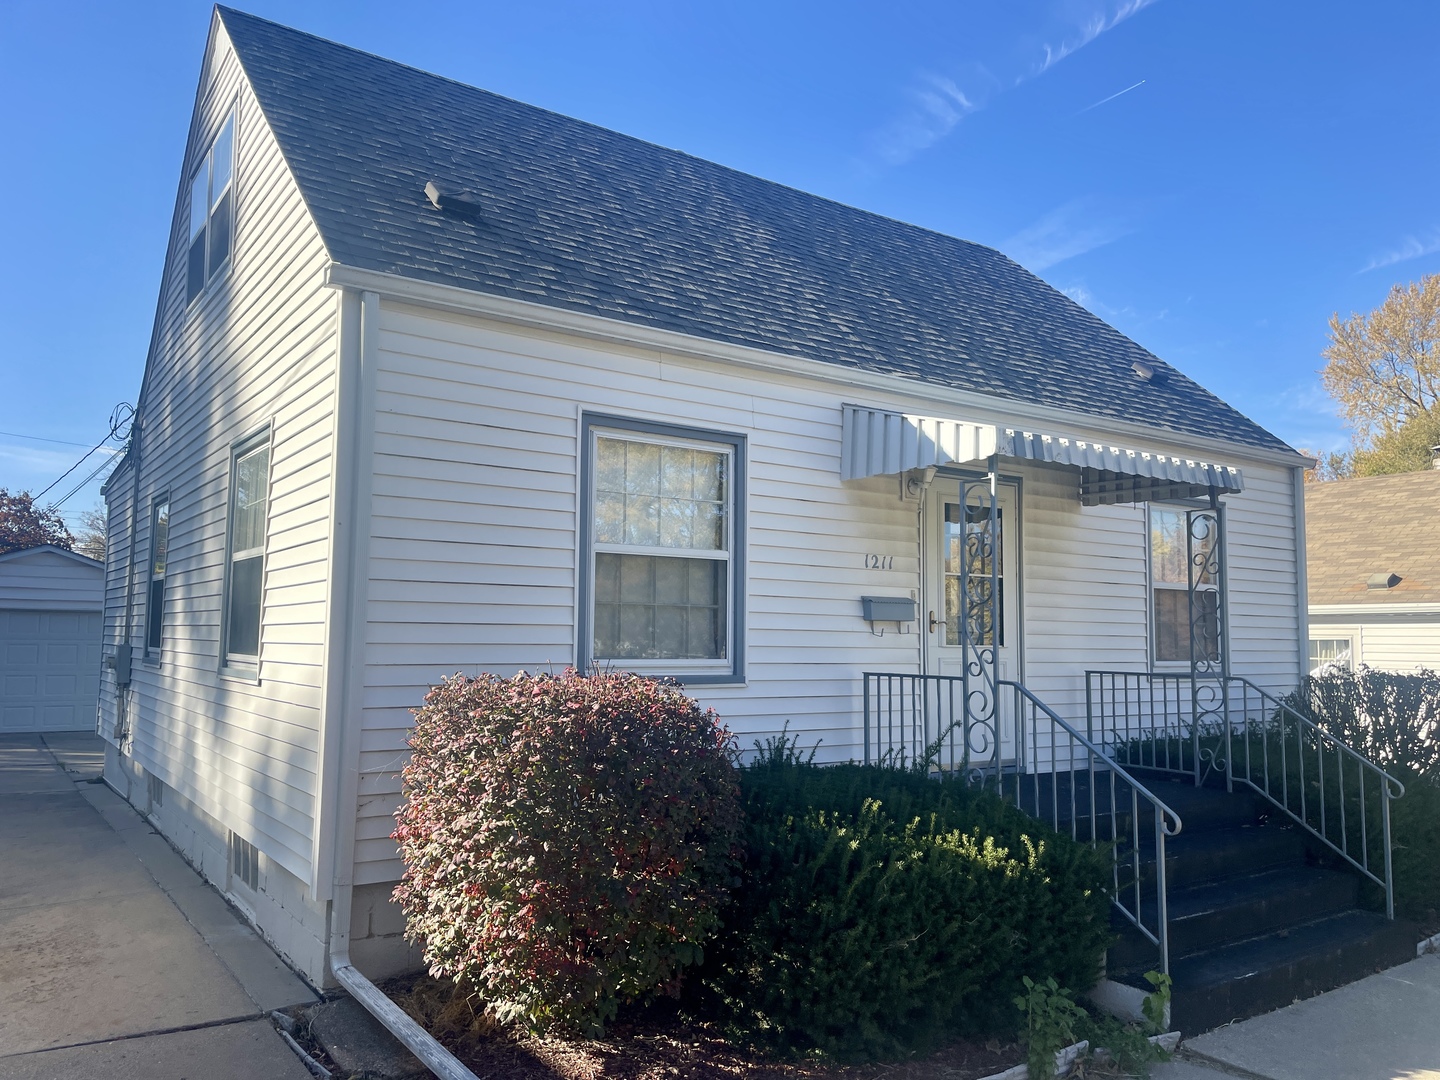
[581,417,744,681]
[186,112,235,304]
[144,496,170,656]
[1149,505,1219,664]
[224,434,269,666]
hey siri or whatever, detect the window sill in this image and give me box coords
[220,665,261,686]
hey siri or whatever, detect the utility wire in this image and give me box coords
[0,429,96,448]
[34,403,135,504]
[50,452,124,511]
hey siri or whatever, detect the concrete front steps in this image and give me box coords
[1106,771,1418,1035]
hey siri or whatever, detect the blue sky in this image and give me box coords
[4,1,1439,526]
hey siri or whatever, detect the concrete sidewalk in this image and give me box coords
[0,733,318,1079]
[1148,950,1440,1080]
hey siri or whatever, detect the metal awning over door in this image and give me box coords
[840,405,1244,504]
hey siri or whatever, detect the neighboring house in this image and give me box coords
[0,545,104,733]
[1305,467,1440,673]
[99,8,1313,989]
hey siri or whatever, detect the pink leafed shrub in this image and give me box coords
[392,669,743,1034]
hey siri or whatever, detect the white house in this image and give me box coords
[99,8,1315,993]
[0,545,104,734]
[1305,467,1440,673]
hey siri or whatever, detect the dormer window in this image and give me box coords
[186,113,235,304]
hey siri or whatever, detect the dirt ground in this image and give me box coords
[382,975,1027,1080]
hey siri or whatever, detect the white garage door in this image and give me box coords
[0,609,103,732]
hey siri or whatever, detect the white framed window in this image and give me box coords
[580,416,745,682]
[223,432,270,669]
[1149,505,1220,665]
[1308,636,1355,675]
[144,496,170,657]
[186,111,235,305]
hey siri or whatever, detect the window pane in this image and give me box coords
[207,189,232,277]
[660,445,695,500]
[189,165,209,239]
[593,553,725,660]
[1151,508,1215,586]
[944,502,1002,646]
[596,438,627,493]
[211,115,234,202]
[228,554,263,658]
[1308,638,1353,675]
[152,502,170,578]
[146,577,165,653]
[626,441,660,495]
[187,233,207,304]
[231,446,269,553]
[1155,588,1219,663]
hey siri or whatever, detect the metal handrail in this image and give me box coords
[1229,675,1404,918]
[862,671,1183,974]
[1085,669,1405,920]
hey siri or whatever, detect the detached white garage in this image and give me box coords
[0,545,104,733]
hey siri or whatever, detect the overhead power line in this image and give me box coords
[34,403,135,505]
[0,428,97,448]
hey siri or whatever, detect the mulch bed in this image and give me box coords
[380,975,1026,1080]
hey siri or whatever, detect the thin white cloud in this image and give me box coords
[872,74,981,166]
[1034,0,1158,77]
[1003,199,1132,271]
[1360,229,1440,273]
[869,0,1160,168]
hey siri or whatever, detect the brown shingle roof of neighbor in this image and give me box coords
[1305,469,1440,606]
[214,7,1297,457]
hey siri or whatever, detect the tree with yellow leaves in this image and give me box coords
[1319,275,1440,478]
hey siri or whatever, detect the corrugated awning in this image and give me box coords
[840,405,1244,504]
[840,405,997,480]
[1003,429,1244,505]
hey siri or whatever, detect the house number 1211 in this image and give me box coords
[864,554,895,570]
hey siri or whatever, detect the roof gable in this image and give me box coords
[217,7,1291,455]
[0,545,103,570]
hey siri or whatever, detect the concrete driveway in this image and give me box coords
[0,733,318,1079]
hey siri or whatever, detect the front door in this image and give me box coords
[923,476,1021,764]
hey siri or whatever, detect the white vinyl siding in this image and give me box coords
[1307,616,1440,673]
[346,301,1306,885]
[97,22,337,886]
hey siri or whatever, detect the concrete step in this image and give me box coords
[1110,866,1360,970]
[1118,910,1419,1035]
[1142,822,1310,890]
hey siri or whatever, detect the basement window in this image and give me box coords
[186,112,235,305]
[230,832,260,892]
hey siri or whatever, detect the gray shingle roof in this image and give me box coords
[218,7,1293,455]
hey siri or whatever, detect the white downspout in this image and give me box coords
[320,287,479,1080]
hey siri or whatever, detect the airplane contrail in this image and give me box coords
[1077,79,1147,115]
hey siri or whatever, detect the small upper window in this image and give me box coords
[187,113,235,305]
[145,497,170,656]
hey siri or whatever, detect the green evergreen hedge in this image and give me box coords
[697,754,1113,1058]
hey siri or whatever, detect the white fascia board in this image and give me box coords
[323,263,1310,471]
[1309,603,1440,618]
